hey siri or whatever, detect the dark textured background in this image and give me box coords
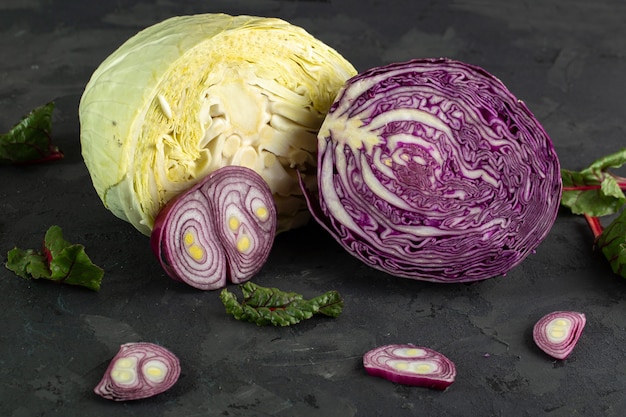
[1,1,626,416]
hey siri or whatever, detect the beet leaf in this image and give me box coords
[5,225,104,291]
[561,148,626,278]
[596,209,626,277]
[561,148,626,217]
[0,102,63,164]
[220,282,343,326]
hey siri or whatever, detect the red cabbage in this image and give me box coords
[305,58,562,282]
[363,344,456,389]
[151,165,276,290]
[94,342,181,401]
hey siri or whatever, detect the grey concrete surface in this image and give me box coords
[1,0,626,416]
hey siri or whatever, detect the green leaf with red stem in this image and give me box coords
[561,148,626,216]
[220,281,344,326]
[596,209,626,278]
[0,102,64,164]
[5,225,104,291]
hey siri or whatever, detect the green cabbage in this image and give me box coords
[79,13,356,235]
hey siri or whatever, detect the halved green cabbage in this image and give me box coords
[79,13,356,235]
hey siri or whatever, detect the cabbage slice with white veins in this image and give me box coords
[306,58,562,283]
[79,13,357,235]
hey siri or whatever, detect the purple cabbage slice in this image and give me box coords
[363,344,456,389]
[94,342,181,401]
[305,58,562,283]
[151,165,277,290]
[533,311,586,360]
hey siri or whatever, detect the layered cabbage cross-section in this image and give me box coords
[309,58,562,282]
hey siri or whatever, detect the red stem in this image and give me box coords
[563,174,626,191]
[19,150,64,164]
[563,185,602,191]
[584,214,604,240]
[563,184,626,191]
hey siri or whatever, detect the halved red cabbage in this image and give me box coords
[305,58,562,282]
[363,344,456,389]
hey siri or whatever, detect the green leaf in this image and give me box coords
[0,102,63,164]
[597,210,626,279]
[220,282,344,326]
[561,148,626,216]
[309,290,344,318]
[6,248,50,279]
[5,225,104,291]
[587,148,626,172]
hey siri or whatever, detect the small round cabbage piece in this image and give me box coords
[307,58,562,283]
[79,13,356,236]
